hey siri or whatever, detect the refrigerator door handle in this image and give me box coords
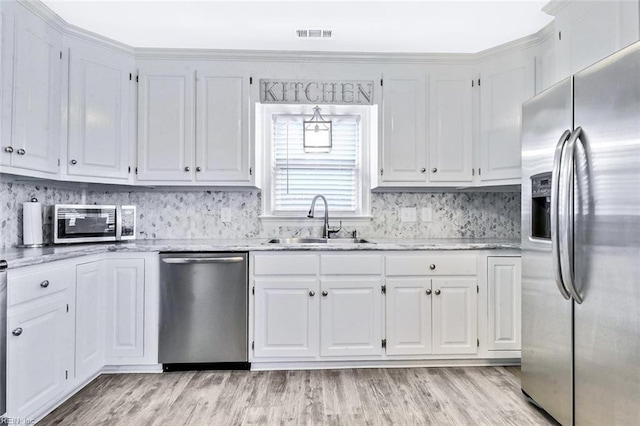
[559,126,584,304]
[551,129,572,300]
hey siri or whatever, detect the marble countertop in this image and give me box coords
[0,238,521,269]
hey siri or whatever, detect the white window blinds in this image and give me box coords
[272,114,361,214]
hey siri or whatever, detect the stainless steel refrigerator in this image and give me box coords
[521,41,640,425]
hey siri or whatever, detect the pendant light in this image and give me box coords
[303,106,332,153]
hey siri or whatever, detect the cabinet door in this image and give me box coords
[104,258,145,360]
[253,278,319,358]
[479,59,533,182]
[195,70,251,183]
[432,278,478,354]
[137,63,194,181]
[385,278,432,355]
[487,257,521,351]
[320,277,383,357]
[428,71,473,183]
[75,261,105,382]
[553,0,640,79]
[10,9,61,175]
[380,72,427,183]
[0,7,15,167]
[67,41,133,181]
[6,293,73,418]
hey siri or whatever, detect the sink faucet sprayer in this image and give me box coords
[307,194,341,239]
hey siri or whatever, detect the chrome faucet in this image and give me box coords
[307,195,341,239]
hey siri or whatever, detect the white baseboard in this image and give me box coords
[101,364,163,374]
[250,358,521,371]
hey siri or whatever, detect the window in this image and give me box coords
[260,104,373,221]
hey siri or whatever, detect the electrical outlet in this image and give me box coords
[400,207,417,223]
[421,207,433,223]
[221,208,233,223]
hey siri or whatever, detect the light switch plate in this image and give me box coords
[421,207,433,223]
[400,207,417,223]
[221,208,233,223]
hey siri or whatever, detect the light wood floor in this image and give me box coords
[40,367,554,425]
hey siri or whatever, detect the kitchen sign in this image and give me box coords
[260,79,374,105]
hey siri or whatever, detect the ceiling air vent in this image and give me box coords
[296,29,333,39]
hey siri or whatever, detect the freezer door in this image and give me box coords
[520,77,573,426]
[572,41,640,425]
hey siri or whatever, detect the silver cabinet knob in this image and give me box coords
[70,159,77,165]
[426,289,432,295]
[322,290,328,297]
[17,148,26,155]
[429,264,436,270]
[431,167,437,173]
[12,328,23,336]
[435,289,441,296]
[309,290,315,297]
[184,166,190,172]
[4,146,13,153]
[196,166,202,172]
[420,167,426,173]
[40,280,50,288]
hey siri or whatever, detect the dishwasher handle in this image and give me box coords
[161,256,245,264]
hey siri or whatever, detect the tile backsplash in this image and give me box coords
[0,181,521,249]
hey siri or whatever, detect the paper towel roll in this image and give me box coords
[23,199,43,246]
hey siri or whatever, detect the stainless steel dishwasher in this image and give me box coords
[159,252,249,371]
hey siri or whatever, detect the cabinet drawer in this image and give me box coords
[320,255,383,275]
[8,264,74,307]
[253,254,318,275]
[386,254,476,276]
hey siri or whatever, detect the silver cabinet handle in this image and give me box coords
[196,166,202,172]
[559,127,584,304]
[309,290,315,297]
[420,168,426,173]
[184,166,190,172]
[70,159,77,165]
[434,289,441,296]
[12,328,23,336]
[161,257,244,264]
[16,148,25,155]
[40,280,50,288]
[322,290,328,297]
[426,289,432,295]
[429,264,436,270]
[551,129,572,300]
[4,146,13,153]
[432,167,437,173]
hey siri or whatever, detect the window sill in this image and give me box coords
[259,215,373,227]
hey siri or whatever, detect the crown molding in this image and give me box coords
[17,0,65,32]
[64,23,135,56]
[542,0,572,16]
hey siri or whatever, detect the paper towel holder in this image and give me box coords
[17,198,48,248]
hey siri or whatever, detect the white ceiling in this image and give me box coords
[41,0,554,53]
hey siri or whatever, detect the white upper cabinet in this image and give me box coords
[195,68,251,183]
[137,61,253,186]
[66,39,134,182]
[380,70,427,184]
[137,62,195,182]
[479,53,534,183]
[2,3,62,176]
[428,70,473,183]
[547,0,640,81]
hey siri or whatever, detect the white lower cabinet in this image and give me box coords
[6,262,75,420]
[320,277,383,357]
[487,256,521,351]
[385,254,478,357]
[432,278,478,355]
[104,258,146,362]
[253,278,319,358]
[75,261,105,383]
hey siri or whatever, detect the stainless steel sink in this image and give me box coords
[266,237,374,244]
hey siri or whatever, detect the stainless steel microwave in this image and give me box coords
[53,205,136,244]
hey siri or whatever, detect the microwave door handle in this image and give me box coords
[116,206,122,241]
[559,127,584,304]
[551,130,572,300]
